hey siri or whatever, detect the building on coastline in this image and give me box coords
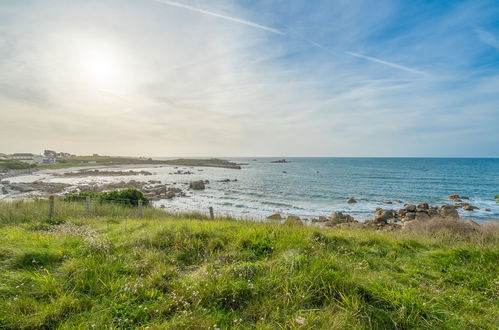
[36,156,56,164]
[11,153,36,164]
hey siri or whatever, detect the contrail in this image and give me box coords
[153,0,286,35]
[345,51,428,76]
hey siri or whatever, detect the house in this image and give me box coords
[36,156,57,164]
[11,153,36,163]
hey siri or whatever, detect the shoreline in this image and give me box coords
[1,162,498,223]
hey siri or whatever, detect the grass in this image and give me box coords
[0,200,498,329]
[37,156,241,170]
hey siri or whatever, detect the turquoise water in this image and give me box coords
[159,157,499,221]
[5,157,498,222]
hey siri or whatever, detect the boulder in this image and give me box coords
[326,212,356,226]
[347,197,357,204]
[311,216,328,223]
[1,185,7,195]
[416,202,429,211]
[404,204,417,212]
[415,212,430,221]
[428,207,439,217]
[374,209,396,223]
[267,213,282,221]
[189,181,205,190]
[403,212,416,221]
[484,208,491,212]
[448,194,461,201]
[284,216,303,225]
[462,204,478,211]
[439,205,459,218]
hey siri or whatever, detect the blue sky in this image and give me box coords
[0,0,498,156]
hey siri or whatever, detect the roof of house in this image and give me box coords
[12,153,34,157]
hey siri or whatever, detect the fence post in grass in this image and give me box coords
[49,195,55,219]
[209,206,214,220]
[138,199,143,218]
[85,196,91,215]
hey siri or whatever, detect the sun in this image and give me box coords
[85,51,116,81]
[66,38,126,90]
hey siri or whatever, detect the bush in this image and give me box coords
[0,160,36,171]
[64,188,149,206]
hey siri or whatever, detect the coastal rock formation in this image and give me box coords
[461,204,479,211]
[371,202,461,226]
[189,181,206,190]
[271,159,288,163]
[326,212,357,226]
[311,216,328,223]
[374,209,396,223]
[267,213,282,220]
[347,197,357,204]
[448,194,470,202]
[439,205,459,218]
[284,216,303,225]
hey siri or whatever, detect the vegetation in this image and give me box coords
[64,188,149,206]
[0,200,497,329]
[495,194,498,202]
[38,156,241,170]
[0,160,36,172]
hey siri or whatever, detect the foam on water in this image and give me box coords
[2,158,498,222]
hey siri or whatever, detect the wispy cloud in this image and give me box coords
[153,0,286,35]
[345,51,429,76]
[473,28,499,52]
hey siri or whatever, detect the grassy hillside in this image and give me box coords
[0,200,498,329]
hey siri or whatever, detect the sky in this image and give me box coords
[0,0,498,157]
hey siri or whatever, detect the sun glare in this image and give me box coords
[66,38,127,90]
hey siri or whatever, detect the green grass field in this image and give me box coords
[0,200,498,329]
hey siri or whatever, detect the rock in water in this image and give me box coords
[267,213,282,220]
[189,181,206,190]
[347,197,357,204]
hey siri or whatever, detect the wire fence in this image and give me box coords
[0,196,218,225]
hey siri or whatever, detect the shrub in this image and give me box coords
[64,188,148,206]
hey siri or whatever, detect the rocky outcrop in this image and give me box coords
[311,216,328,223]
[267,213,282,220]
[284,216,303,225]
[346,197,357,204]
[439,205,459,218]
[271,159,288,163]
[326,212,357,226]
[189,181,206,190]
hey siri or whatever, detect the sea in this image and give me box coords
[4,157,499,222]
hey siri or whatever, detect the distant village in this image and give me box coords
[0,150,77,165]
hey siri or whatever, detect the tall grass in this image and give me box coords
[0,201,498,329]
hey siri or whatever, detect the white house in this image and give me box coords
[11,153,36,163]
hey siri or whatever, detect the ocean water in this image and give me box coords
[4,158,499,222]
[155,157,499,222]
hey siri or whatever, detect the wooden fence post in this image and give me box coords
[49,195,55,219]
[85,196,91,214]
[209,206,214,220]
[138,200,143,218]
